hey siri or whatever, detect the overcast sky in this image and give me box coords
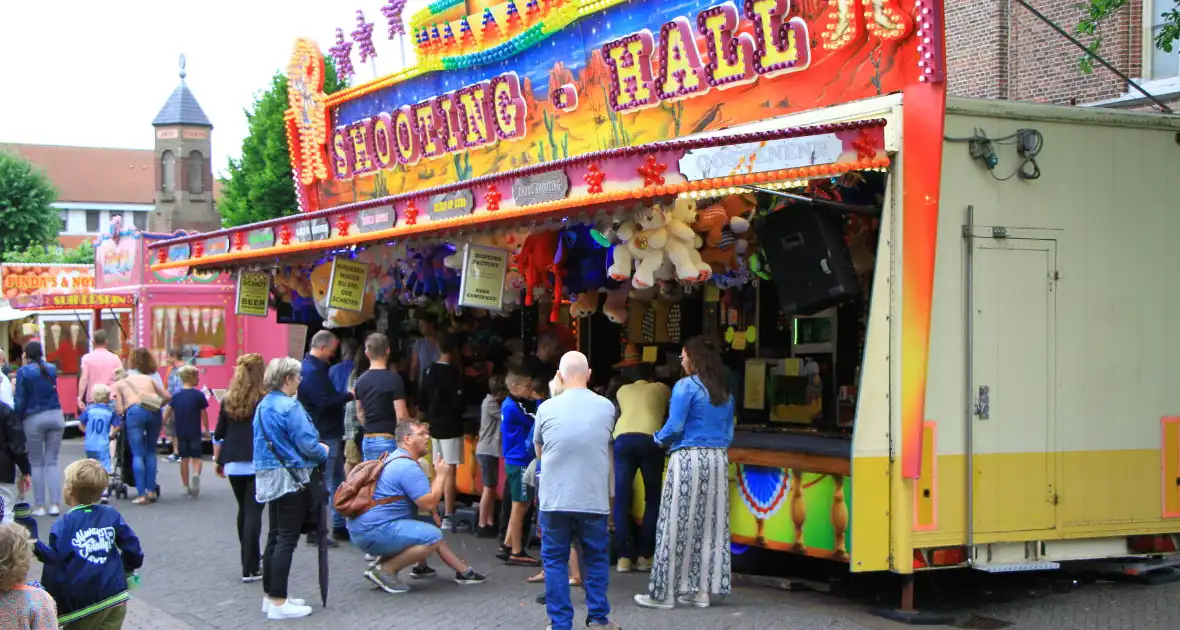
[0,1,420,177]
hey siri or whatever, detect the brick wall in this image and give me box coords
[947,0,1143,104]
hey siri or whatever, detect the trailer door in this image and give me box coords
[971,237,1057,534]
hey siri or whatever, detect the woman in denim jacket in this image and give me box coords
[635,336,735,611]
[252,357,328,621]
[13,342,65,518]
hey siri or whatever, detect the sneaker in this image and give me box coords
[47,505,60,516]
[535,592,546,604]
[184,486,192,497]
[364,553,378,562]
[454,569,486,585]
[261,597,306,613]
[364,568,410,594]
[506,552,540,567]
[441,516,454,530]
[495,545,511,561]
[266,600,313,620]
[242,572,263,583]
[636,557,652,572]
[167,454,181,463]
[616,558,633,573]
[190,476,200,498]
[410,565,437,580]
[677,593,710,608]
[633,594,673,610]
[331,528,351,542]
[31,507,46,518]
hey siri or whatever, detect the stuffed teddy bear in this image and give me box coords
[694,195,754,273]
[608,205,674,289]
[602,284,630,324]
[667,198,712,282]
[308,258,376,328]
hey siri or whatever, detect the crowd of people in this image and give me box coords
[0,312,738,628]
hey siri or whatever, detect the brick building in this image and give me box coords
[946,0,1180,109]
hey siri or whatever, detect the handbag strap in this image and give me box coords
[256,414,308,490]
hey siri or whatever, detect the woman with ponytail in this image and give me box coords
[13,341,65,517]
[214,353,268,582]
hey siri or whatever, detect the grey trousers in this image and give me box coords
[25,409,65,507]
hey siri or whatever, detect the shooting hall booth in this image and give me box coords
[146,0,1180,614]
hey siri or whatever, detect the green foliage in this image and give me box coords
[219,56,348,228]
[1078,0,1180,73]
[2,241,95,265]
[0,152,60,257]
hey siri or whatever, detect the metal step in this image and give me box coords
[971,561,1060,573]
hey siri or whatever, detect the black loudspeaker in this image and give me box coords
[760,208,859,316]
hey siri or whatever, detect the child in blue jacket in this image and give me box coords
[36,458,143,628]
[79,385,119,476]
[498,368,539,566]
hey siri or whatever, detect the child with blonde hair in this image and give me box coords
[36,459,143,629]
[0,522,57,629]
[163,365,209,497]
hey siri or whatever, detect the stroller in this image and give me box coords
[110,428,161,500]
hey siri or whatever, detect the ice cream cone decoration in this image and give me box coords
[210,309,222,339]
[153,309,164,347]
[50,324,61,350]
[166,307,179,351]
[189,309,199,337]
[200,308,213,339]
[69,324,81,348]
[179,307,191,334]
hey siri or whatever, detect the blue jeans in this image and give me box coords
[540,511,612,630]
[362,436,397,462]
[325,439,346,531]
[613,433,665,560]
[125,405,162,496]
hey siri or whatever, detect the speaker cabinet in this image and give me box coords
[760,208,859,316]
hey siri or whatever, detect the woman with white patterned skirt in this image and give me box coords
[634,336,735,610]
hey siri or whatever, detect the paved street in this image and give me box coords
[35,438,1180,629]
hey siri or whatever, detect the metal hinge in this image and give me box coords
[991,226,1008,238]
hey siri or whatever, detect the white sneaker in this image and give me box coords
[190,476,200,498]
[47,505,60,516]
[364,553,378,562]
[261,597,306,613]
[32,507,46,517]
[440,516,453,530]
[677,592,710,608]
[634,594,673,610]
[266,601,313,620]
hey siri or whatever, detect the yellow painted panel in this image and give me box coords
[914,422,937,531]
[850,456,890,572]
[1163,419,1180,518]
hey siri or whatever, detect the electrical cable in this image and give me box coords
[945,127,1043,182]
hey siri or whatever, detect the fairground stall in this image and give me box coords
[146,0,1180,609]
[93,217,295,441]
[0,263,106,423]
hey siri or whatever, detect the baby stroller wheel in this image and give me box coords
[154,484,161,497]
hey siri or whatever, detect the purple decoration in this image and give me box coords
[381,0,408,38]
[353,10,378,63]
[330,27,355,77]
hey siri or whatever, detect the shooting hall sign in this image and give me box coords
[512,172,569,206]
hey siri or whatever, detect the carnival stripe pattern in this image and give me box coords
[648,447,731,602]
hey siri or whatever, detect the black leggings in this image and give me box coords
[263,488,310,599]
[229,475,265,578]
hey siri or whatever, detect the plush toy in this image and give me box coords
[516,232,560,306]
[602,284,630,324]
[569,291,599,318]
[608,205,672,289]
[308,258,376,328]
[695,195,754,272]
[667,198,712,282]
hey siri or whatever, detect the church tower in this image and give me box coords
[151,55,219,233]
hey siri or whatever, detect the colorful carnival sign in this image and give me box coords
[0,264,95,300]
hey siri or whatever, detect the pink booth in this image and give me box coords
[94,218,292,443]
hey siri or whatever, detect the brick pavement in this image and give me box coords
[37,439,1180,629]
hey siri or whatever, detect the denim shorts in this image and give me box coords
[477,454,499,488]
[351,518,443,558]
[177,437,203,459]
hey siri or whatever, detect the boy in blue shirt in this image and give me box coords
[163,365,209,498]
[79,384,119,504]
[498,367,540,567]
[36,458,144,628]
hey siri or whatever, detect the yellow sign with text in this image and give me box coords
[327,258,368,312]
[458,245,508,311]
[235,271,271,317]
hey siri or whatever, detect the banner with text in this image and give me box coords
[327,258,368,312]
[235,271,271,317]
[458,245,508,311]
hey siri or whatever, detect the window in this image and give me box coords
[38,315,88,376]
[161,150,175,192]
[151,304,228,366]
[85,210,101,233]
[1151,0,1179,78]
[59,211,68,232]
[132,211,147,230]
[187,150,204,195]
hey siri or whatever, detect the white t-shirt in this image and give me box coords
[533,388,615,515]
[0,374,13,409]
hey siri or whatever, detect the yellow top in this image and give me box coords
[613,380,672,438]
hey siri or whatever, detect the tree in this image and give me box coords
[2,241,95,265]
[1078,0,1180,72]
[0,152,60,257]
[219,56,348,228]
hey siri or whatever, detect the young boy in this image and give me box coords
[163,365,209,497]
[498,367,540,566]
[36,458,144,629]
[78,385,119,504]
[418,332,465,529]
[476,374,507,537]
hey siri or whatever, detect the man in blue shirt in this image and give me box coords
[329,338,358,397]
[348,420,455,594]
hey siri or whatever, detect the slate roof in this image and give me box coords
[152,81,213,128]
